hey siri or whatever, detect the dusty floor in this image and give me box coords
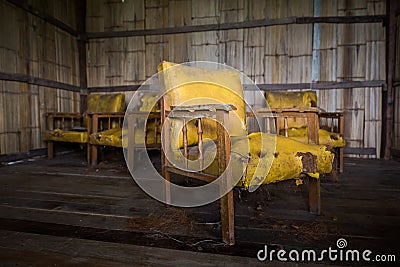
[0,151,399,266]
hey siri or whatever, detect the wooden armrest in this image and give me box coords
[46,112,83,131]
[90,112,127,133]
[46,112,82,118]
[318,111,344,118]
[87,112,126,116]
[269,107,320,113]
[167,104,237,119]
[126,111,160,118]
[89,112,126,119]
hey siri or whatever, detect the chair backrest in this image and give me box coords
[158,61,247,141]
[87,93,126,113]
[265,91,317,109]
[266,91,317,129]
[82,93,125,128]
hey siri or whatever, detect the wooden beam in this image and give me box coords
[0,72,81,92]
[343,147,376,155]
[296,15,386,24]
[89,85,142,92]
[6,0,78,37]
[76,0,88,113]
[88,80,385,93]
[384,0,397,160]
[254,80,385,91]
[308,178,321,215]
[86,15,386,39]
[0,148,47,163]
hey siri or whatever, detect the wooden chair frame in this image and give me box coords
[126,111,161,171]
[161,99,323,245]
[45,112,89,161]
[319,112,345,174]
[90,111,161,167]
[88,112,125,166]
[255,107,321,214]
[161,102,235,245]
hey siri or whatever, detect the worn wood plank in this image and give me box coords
[0,230,274,267]
[86,15,386,39]
[6,0,78,36]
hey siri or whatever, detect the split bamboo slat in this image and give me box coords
[0,0,79,155]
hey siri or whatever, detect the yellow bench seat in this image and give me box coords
[44,129,88,143]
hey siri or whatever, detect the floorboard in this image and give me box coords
[0,154,399,266]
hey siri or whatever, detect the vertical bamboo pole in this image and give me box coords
[91,114,98,167]
[161,97,171,204]
[127,114,135,172]
[76,0,87,114]
[216,108,234,245]
[307,111,320,215]
[384,0,397,159]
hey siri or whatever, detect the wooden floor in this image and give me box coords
[0,152,399,266]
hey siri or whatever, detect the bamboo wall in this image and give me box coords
[87,0,386,158]
[317,0,385,158]
[0,0,80,155]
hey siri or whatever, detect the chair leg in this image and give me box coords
[220,190,235,245]
[47,141,54,159]
[91,145,98,167]
[86,144,91,165]
[309,177,321,215]
[339,147,344,174]
[164,170,171,204]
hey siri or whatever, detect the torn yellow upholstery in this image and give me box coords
[266,91,345,148]
[266,91,317,109]
[89,127,161,147]
[45,94,126,144]
[159,61,247,150]
[44,129,88,143]
[169,132,333,189]
[87,94,126,113]
[90,128,122,147]
[266,91,316,129]
[285,127,345,148]
[89,94,161,148]
[159,61,334,186]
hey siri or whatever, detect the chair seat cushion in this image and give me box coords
[266,91,317,109]
[44,129,88,143]
[169,132,333,189]
[284,127,346,148]
[90,128,123,147]
[89,128,161,147]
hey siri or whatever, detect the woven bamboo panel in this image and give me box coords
[86,0,105,32]
[124,37,146,83]
[145,0,168,78]
[338,0,367,13]
[1,0,390,157]
[0,0,80,155]
[364,87,382,157]
[264,55,288,83]
[337,45,367,79]
[167,0,191,63]
[318,49,337,82]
